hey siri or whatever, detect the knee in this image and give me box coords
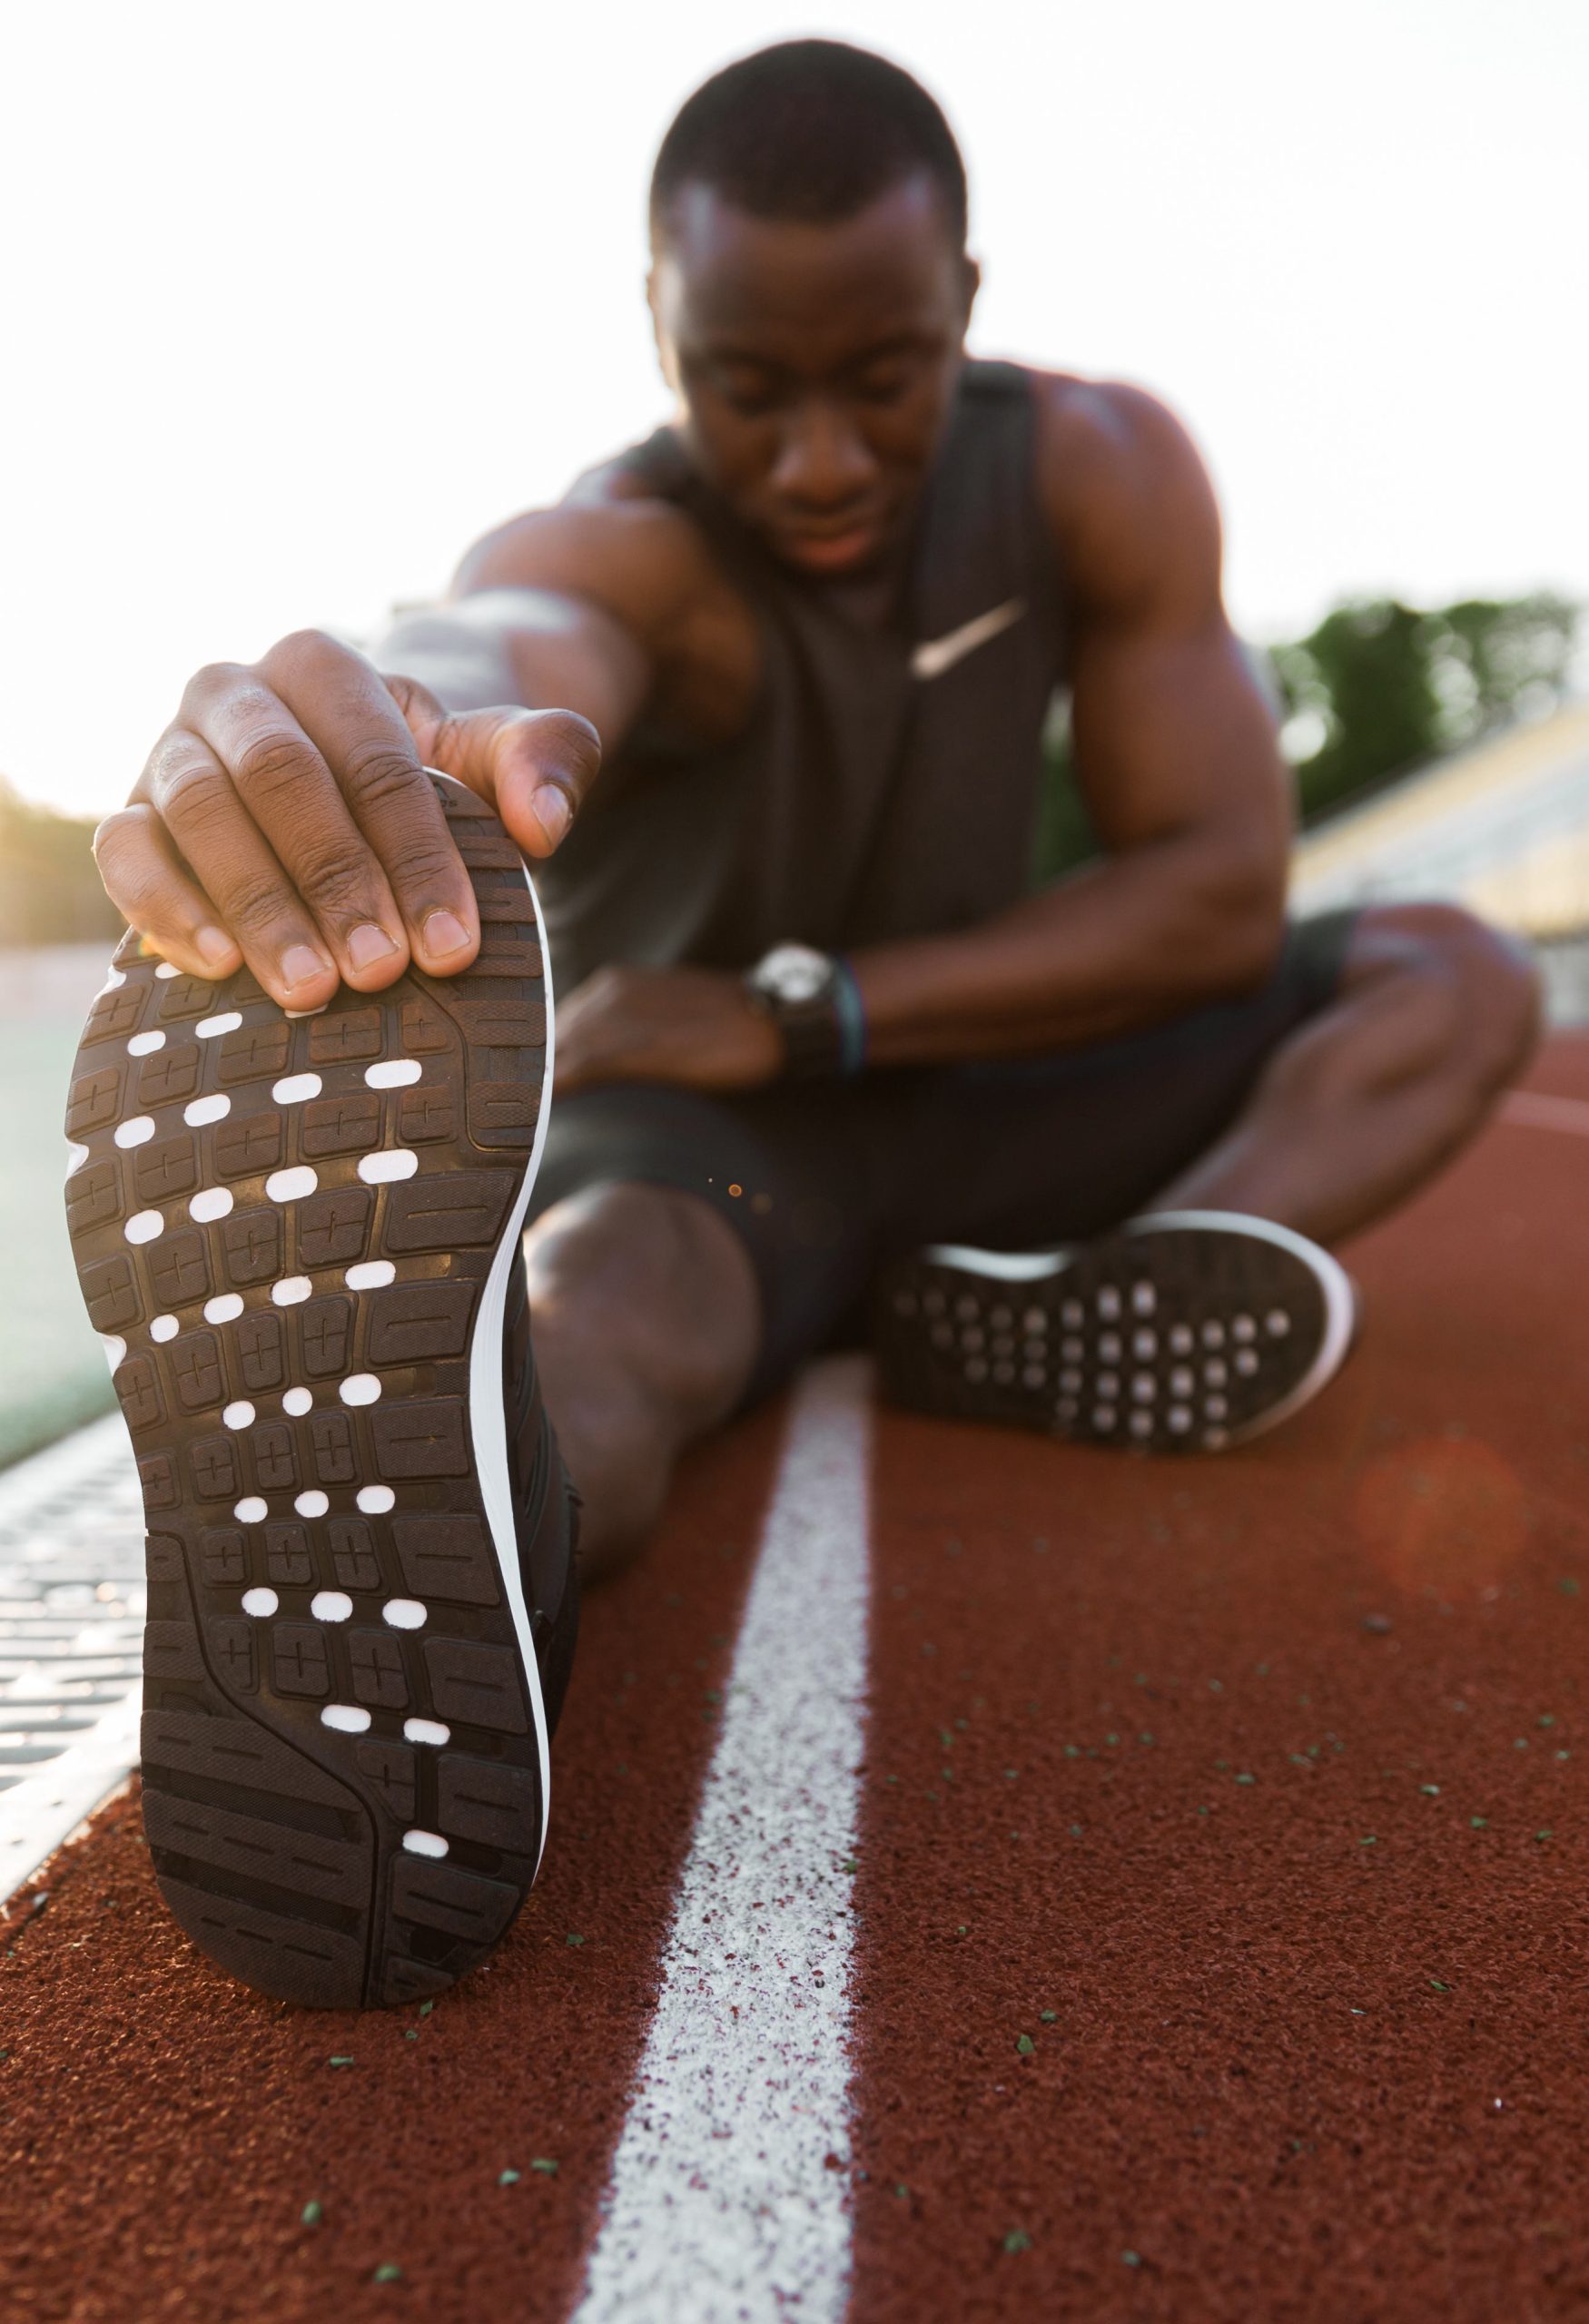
[523,1180,759,1424]
[1361,902,1542,1096]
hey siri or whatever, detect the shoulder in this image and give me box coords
[1027,371,1222,618]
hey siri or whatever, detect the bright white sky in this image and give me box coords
[2,0,1584,817]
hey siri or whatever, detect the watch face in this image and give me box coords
[761,944,830,1004]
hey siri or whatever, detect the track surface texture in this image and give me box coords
[60,780,568,2012]
[4,1038,1587,2322]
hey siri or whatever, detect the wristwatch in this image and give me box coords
[743,943,866,1078]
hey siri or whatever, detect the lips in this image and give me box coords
[775,523,884,574]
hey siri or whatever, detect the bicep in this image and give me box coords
[1069,613,1291,872]
[1051,383,1290,871]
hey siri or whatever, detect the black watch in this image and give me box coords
[743,943,845,1078]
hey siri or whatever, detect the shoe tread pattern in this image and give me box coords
[875,1224,1332,1454]
[65,782,556,2009]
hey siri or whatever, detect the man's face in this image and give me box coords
[649,173,978,577]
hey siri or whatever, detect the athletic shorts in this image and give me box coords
[529,911,1359,1405]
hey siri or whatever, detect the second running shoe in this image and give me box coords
[64,776,578,2009]
[875,1210,1357,1453]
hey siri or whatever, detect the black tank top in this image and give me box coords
[536,359,1070,990]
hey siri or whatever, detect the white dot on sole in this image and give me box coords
[114,1117,155,1148]
[382,1599,427,1630]
[241,1585,277,1615]
[64,1142,91,1178]
[150,1314,180,1343]
[271,1072,322,1104]
[196,1011,242,1039]
[266,1166,318,1203]
[345,1260,396,1291]
[339,1374,381,1406]
[402,1830,449,1859]
[357,1485,395,1515]
[295,1489,330,1519]
[153,961,180,980]
[365,1059,421,1088]
[311,1590,353,1622]
[99,968,125,991]
[204,1293,244,1324]
[184,1093,231,1127]
[271,1277,313,1305]
[234,1497,269,1524]
[127,1030,165,1057]
[125,1209,163,1244]
[403,1718,450,1747]
[189,1187,234,1224]
[359,1149,419,1185]
[282,1386,312,1416]
[222,1400,255,1431]
[321,1704,370,1733]
[100,1334,127,1373]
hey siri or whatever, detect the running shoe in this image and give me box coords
[874,1210,1357,1452]
[64,777,578,2009]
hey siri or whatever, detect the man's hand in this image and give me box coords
[556,965,785,1095]
[94,628,601,1014]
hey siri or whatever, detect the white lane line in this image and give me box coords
[1500,1088,1589,1137]
[0,1696,141,1906]
[572,1354,873,2324]
[0,1414,144,1909]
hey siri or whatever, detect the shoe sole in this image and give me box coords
[64,776,556,2009]
[876,1209,1357,1452]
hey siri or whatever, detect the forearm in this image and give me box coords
[851,832,1287,1066]
[375,609,521,714]
[374,587,649,748]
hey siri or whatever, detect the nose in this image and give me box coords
[769,399,876,510]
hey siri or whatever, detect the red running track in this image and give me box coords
[2,1038,1586,2321]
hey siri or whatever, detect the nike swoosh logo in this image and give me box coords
[910,596,1027,681]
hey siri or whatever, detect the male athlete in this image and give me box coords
[68,42,1536,2004]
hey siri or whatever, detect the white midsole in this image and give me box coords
[435,774,557,1871]
[920,1206,1358,1446]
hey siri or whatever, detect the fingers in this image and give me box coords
[93,804,243,981]
[257,635,481,975]
[391,687,602,862]
[139,725,341,1011]
[178,658,418,990]
[114,624,601,1016]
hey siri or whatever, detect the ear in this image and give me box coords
[646,259,682,396]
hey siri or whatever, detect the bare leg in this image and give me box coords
[522,1182,761,1581]
[1156,902,1541,1244]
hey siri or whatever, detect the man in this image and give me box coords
[71,43,1535,2004]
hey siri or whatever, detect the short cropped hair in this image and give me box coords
[650,40,968,251]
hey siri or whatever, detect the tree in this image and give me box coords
[0,782,122,945]
[1271,591,1579,824]
[1034,590,1582,881]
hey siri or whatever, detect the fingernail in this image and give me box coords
[533,786,571,847]
[347,922,400,971]
[281,943,332,992]
[195,925,236,970]
[422,909,471,960]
